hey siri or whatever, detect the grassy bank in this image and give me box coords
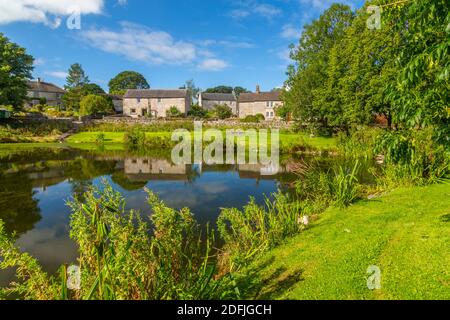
[248,183,450,300]
[66,131,337,153]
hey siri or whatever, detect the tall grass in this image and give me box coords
[0,182,235,300]
[217,193,303,273]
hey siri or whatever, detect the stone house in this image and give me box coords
[123,89,190,118]
[198,92,238,115]
[26,78,65,108]
[238,85,283,120]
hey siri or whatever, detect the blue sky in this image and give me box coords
[0,0,364,92]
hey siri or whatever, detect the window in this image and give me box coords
[137,98,141,103]
[270,111,274,117]
[266,102,270,107]
[131,108,136,114]
[266,112,270,117]
[157,98,162,103]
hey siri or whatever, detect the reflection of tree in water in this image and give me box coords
[111,172,148,191]
[65,157,119,200]
[0,172,41,236]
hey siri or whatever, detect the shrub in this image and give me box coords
[188,104,208,118]
[240,115,260,123]
[213,104,233,120]
[79,94,114,116]
[375,128,450,186]
[166,106,183,118]
[331,161,361,208]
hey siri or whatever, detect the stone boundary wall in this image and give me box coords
[94,117,294,130]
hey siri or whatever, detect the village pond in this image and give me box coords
[0,145,375,286]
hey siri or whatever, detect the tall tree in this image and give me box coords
[62,83,105,111]
[283,4,354,128]
[65,63,89,89]
[108,71,149,95]
[0,33,34,109]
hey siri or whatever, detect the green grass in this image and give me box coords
[249,183,450,300]
[66,131,337,153]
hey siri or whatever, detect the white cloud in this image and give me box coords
[253,4,281,19]
[0,0,104,26]
[81,22,197,65]
[280,24,301,40]
[198,59,228,72]
[229,9,250,19]
[45,71,68,79]
[229,1,281,20]
[117,0,127,5]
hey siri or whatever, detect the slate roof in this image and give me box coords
[27,80,65,94]
[124,89,188,99]
[201,93,236,101]
[238,91,281,102]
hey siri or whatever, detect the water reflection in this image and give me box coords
[0,147,300,286]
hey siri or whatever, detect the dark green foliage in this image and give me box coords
[108,71,150,95]
[79,94,114,116]
[213,104,233,119]
[65,63,89,89]
[188,104,208,118]
[0,33,34,109]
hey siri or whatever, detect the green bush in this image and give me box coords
[166,106,183,118]
[188,104,208,118]
[240,115,260,123]
[79,94,114,116]
[375,128,450,186]
[213,104,233,120]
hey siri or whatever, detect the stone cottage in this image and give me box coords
[26,78,65,108]
[198,92,238,115]
[238,85,283,120]
[123,89,190,118]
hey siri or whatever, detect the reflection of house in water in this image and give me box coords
[27,169,67,189]
[238,163,285,179]
[124,158,190,181]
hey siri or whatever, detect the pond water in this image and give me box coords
[0,145,376,287]
[0,146,303,286]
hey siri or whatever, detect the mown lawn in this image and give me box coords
[66,131,337,152]
[248,183,450,300]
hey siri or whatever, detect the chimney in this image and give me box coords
[256,84,260,94]
[37,77,41,83]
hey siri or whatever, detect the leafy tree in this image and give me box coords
[205,86,233,94]
[108,71,149,95]
[283,4,354,128]
[214,104,233,120]
[275,104,290,121]
[63,83,105,111]
[384,0,449,131]
[0,33,34,109]
[79,94,114,116]
[66,63,89,89]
